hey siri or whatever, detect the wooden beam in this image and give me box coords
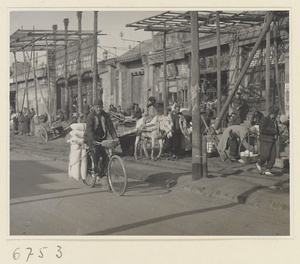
[77,11,83,115]
[13,52,19,113]
[190,11,203,180]
[163,31,168,115]
[266,28,271,111]
[216,12,222,115]
[32,46,39,123]
[214,12,275,130]
[273,22,285,114]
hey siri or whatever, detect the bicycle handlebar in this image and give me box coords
[93,139,120,148]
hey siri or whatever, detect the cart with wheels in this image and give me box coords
[39,121,69,142]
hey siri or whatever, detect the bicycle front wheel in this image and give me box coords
[108,155,127,196]
[82,154,96,188]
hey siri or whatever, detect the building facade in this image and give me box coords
[10,13,289,120]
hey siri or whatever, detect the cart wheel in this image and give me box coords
[40,127,49,142]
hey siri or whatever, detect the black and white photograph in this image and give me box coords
[9,9,290,237]
[4,3,300,263]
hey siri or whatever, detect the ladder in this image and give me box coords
[201,115,228,162]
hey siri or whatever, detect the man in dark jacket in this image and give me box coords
[84,99,118,189]
[231,90,249,124]
[256,105,279,176]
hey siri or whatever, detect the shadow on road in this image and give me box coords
[86,202,238,235]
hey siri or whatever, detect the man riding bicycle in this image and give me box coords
[84,99,118,190]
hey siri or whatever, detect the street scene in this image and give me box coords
[9,10,290,236]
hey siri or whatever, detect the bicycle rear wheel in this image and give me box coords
[108,155,127,196]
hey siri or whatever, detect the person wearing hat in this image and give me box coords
[147,96,164,116]
[256,105,279,176]
[83,98,118,189]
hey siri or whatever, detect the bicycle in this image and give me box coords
[82,139,128,196]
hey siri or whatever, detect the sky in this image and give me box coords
[10,10,165,64]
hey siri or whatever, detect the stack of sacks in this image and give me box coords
[67,123,88,180]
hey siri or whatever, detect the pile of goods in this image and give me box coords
[67,123,88,181]
[240,149,258,163]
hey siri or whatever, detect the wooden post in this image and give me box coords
[216,11,221,115]
[13,52,19,113]
[191,11,203,180]
[46,36,51,123]
[52,25,58,118]
[214,12,274,130]
[202,135,208,178]
[32,47,39,123]
[93,11,98,102]
[163,31,168,115]
[273,22,284,114]
[266,29,271,111]
[22,49,29,112]
[77,11,83,115]
[64,18,69,120]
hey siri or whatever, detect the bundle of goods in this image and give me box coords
[67,123,88,181]
[240,150,258,164]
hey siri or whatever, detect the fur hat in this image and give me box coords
[93,99,103,106]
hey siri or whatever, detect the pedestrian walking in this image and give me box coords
[255,105,280,176]
[29,108,36,136]
[22,109,31,136]
[18,111,24,135]
[169,104,184,159]
[11,110,19,134]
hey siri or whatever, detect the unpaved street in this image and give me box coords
[10,152,289,236]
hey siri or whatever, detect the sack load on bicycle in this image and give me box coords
[67,112,127,195]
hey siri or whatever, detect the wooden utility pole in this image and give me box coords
[13,52,19,113]
[163,31,168,115]
[32,46,39,121]
[52,25,58,117]
[22,49,29,111]
[191,11,203,180]
[266,29,271,111]
[77,11,83,115]
[273,22,284,114]
[214,12,274,130]
[216,11,221,115]
[64,18,70,120]
[93,11,98,102]
[46,36,51,119]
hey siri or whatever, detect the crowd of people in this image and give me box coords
[10,86,290,177]
[10,107,36,136]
